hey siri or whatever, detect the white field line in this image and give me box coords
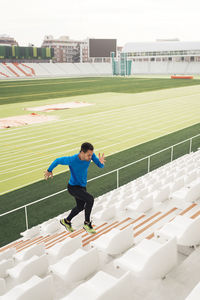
[1,90,199,138]
[1,97,195,147]
[1,126,134,172]
[0,100,169,139]
[1,107,183,163]
[1,96,198,156]
[0,100,185,159]
[0,101,194,165]
[0,113,199,183]
[1,121,200,196]
[0,103,197,171]
[0,100,168,151]
[1,100,199,167]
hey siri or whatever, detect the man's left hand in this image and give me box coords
[99,153,106,165]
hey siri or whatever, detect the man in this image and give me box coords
[44,142,105,234]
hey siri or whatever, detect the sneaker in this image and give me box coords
[60,219,74,232]
[83,221,96,234]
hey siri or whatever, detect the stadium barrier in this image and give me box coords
[0,133,200,232]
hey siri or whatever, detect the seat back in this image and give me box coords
[107,226,134,255]
[98,271,133,300]
[68,248,99,283]
[143,237,177,279]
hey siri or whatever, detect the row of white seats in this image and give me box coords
[92,176,200,221]
[0,270,132,300]
[93,152,200,218]
[1,151,199,298]
[0,62,112,79]
[0,275,54,300]
[3,212,200,283]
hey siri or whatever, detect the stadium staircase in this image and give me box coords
[0,62,112,79]
[0,150,200,299]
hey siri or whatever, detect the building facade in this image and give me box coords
[123,40,200,63]
[42,35,89,63]
[0,34,18,46]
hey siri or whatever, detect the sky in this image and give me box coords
[1,0,200,47]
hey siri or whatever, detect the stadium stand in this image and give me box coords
[0,62,112,79]
[130,61,200,75]
[0,150,200,299]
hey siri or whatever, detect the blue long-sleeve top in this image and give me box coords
[48,153,104,187]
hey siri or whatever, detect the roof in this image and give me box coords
[123,41,200,52]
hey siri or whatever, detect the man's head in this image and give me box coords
[80,142,94,161]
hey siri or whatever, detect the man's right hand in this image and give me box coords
[44,170,53,180]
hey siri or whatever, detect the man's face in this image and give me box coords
[83,150,93,161]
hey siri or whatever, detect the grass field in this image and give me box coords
[0,76,200,246]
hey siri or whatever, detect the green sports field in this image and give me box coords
[1,76,200,246]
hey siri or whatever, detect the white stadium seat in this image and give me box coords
[46,235,82,264]
[153,185,170,202]
[0,278,6,296]
[0,258,14,278]
[20,226,40,239]
[49,248,99,284]
[169,176,185,193]
[171,179,200,202]
[0,275,54,300]
[13,243,45,262]
[0,248,16,262]
[126,194,153,213]
[93,205,115,221]
[156,215,200,246]
[60,271,132,300]
[7,254,49,284]
[114,237,177,279]
[40,220,60,234]
[90,225,134,255]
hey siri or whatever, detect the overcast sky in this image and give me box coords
[1,0,200,47]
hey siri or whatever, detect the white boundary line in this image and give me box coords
[0,114,199,183]
[1,89,200,137]
[0,98,187,159]
[0,101,197,167]
[0,107,198,173]
[1,95,198,158]
[1,129,200,195]
[1,97,194,145]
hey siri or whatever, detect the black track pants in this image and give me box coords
[66,184,94,222]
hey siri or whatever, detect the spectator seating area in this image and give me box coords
[0,62,112,79]
[0,150,200,299]
[131,61,200,75]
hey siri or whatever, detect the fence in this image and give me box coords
[1,133,200,232]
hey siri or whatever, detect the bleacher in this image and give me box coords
[0,150,200,299]
[131,61,200,75]
[0,62,112,79]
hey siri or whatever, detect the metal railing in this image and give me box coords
[1,133,200,231]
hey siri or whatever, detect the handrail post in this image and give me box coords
[147,156,151,173]
[189,138,192,153]
[24,206,28,230]
[171,146,174,162]
[117,169,119,188]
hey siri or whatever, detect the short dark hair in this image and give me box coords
[81,142,94,153]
